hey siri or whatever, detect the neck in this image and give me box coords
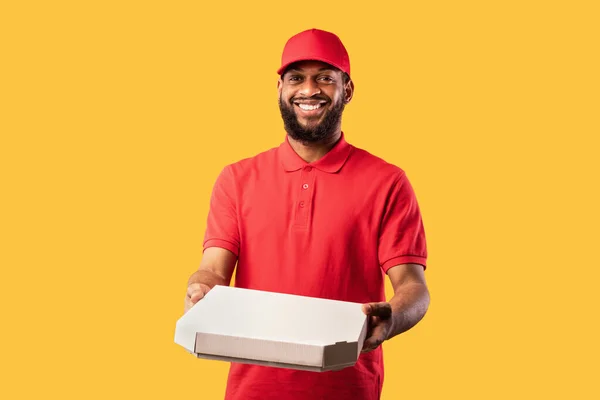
[287,130,342,163]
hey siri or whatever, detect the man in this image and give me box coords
[185,28,430,400]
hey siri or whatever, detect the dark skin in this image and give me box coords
[361,263,430,352]
[186,61,430,352]
[277,60,354,162]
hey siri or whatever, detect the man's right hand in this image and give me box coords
[184,282,211,313]
[183,247,237,313]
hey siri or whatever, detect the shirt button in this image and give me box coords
[302,184,309,190]
[305,166,312,172]
[299,201,305,208]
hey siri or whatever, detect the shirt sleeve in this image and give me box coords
[378,172,428,272]
[203,165,240,256]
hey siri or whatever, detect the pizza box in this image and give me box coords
[174,285,368,372]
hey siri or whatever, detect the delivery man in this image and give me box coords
[184,28,430,400]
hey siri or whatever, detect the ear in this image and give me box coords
[344,79,354,104]
[277,77,283,95]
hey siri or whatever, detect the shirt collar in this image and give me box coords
[278,132,353,173]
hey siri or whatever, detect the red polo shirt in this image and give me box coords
[203,133,427,400]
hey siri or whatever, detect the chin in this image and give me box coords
[297,117,325,128]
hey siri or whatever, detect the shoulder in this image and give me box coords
[220,145,280,177]
[347,144,406,184]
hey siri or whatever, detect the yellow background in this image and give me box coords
[1,1,599,399]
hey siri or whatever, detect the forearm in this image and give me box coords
[386,282,430,339]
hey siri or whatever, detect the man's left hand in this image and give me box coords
[361,302,393,352]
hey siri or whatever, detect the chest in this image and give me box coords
[236,168,385,241]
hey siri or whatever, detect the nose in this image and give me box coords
[298,78,321,97]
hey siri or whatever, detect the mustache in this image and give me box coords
[289,96,330,103]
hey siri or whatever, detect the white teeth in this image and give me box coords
[298,104,321,111]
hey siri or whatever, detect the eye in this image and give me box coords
[318,76,334,83]
[288,75,303,83]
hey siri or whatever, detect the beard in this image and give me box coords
[278,95,345,144]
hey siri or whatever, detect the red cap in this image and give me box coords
[277,29,350,77]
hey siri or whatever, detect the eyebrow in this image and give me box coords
[286,67,336,74]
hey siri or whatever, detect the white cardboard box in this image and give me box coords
[174,285,368,372]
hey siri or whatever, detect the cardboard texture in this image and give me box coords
[174,285,368,372]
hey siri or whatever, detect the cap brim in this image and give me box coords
[277,57,348,76]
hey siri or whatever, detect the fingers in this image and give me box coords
[190,290,206,304]
[186,283,211,307]
[361,302,393,352]
[184,296,194,313]
[186,283,201,298]
[362,302,392,319]
[362,322,388,353]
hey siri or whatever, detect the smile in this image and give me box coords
[292,100,328,115]
[298,104,322,111]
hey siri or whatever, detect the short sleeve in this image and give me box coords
[203,166,240,256]
[378,172,427,272]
